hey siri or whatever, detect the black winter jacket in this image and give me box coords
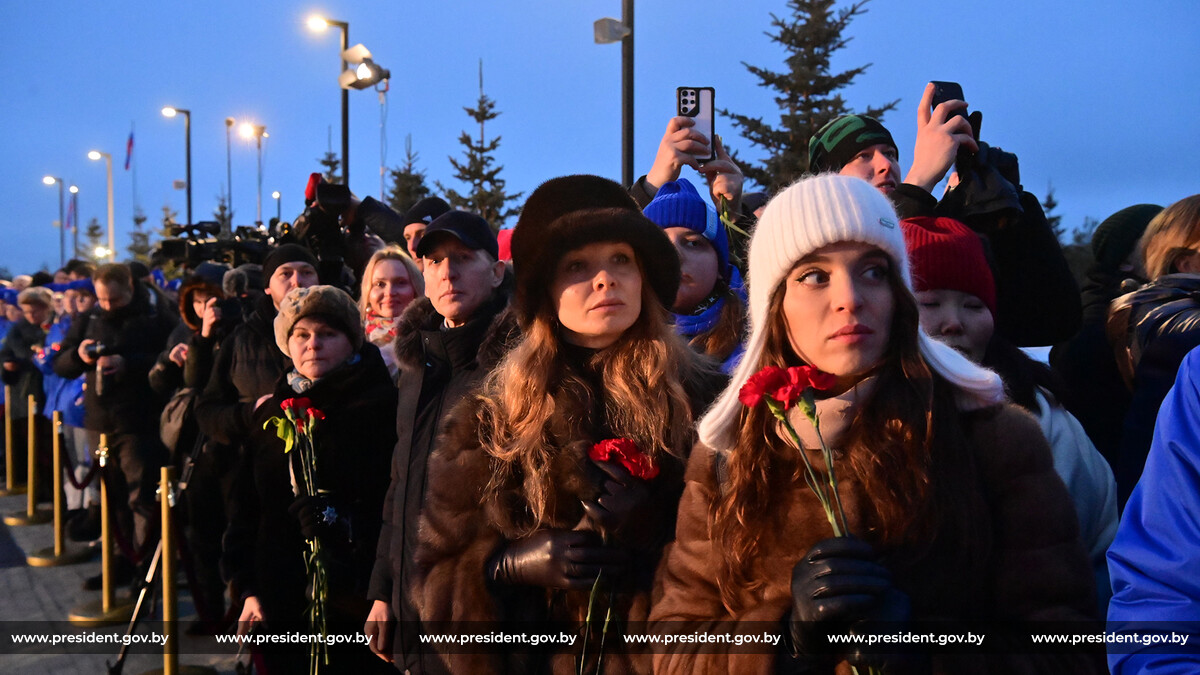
[54,283,175,433]
[221,343,397,624]
[1106,274,1200,503]
[194,295,289,446]
[366,291,518,673]
[0,318,50,418]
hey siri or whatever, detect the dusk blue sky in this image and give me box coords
[3,0,1197,274]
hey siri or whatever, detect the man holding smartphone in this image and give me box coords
[808,82,1080,349]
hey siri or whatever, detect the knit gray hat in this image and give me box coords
[273,285,364,358]
[697,174,1004,452]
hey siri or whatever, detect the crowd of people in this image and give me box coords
[1,81,1198,674]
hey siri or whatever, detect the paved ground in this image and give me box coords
[0,491,243,674]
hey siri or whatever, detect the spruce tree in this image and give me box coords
[723,0,898,193]
[84,218,105,262]
[319,151,342,185]
[213,193,234,235]
[437,61,523,230]
[388,135,431,215]
[1043,182,1065,243]
[127,207,153,263]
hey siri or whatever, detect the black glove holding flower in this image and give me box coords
[288,494,352,547]
[781,537,915,673]
[486,529,630,591]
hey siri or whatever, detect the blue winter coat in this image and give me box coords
[32,315,85,427]
[1107,345,1200,673]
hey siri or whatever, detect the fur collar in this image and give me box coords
[392,292,518,370]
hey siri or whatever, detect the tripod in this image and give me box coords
[106,433,209,675]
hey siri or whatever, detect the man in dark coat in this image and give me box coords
[365,211,518,672]
[54,264,176,570]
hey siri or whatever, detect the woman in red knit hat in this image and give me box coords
[902,215,1117,610]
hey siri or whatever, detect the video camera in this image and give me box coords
[289,181,356,260]
[155,221,272,267]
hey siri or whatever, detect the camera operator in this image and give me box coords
[147,260,239,630]
[290,175,399,289]
[195,245,318,454]
[806,83,1081,348]
[54,263,177,588]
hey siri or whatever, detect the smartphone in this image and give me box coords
[930,81,967,123]
[677,87,716,163]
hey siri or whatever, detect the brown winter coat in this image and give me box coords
[409,346,725,674]
[650,403,1104,674]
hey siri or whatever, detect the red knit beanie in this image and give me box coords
[901,216,997,317]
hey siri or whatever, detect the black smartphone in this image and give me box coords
[677,87,716,163]
[930,81,967,123]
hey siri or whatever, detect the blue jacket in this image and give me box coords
[1107,345,1200,673]
[32,315,85,427]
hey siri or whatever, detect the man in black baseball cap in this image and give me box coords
[365,208,517,667]
[401,197,451,266]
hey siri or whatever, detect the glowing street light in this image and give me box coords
[42,175,65,266]
[308,14,351,185]
[161,106,193,226]
[69,185,79,258]
[271,190,281,223]
[87,151,115,262]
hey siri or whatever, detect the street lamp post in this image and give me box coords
[271,191,281,223]
[161,107,192,226]
[225,117,235,234]
[239,123,268,225]
[87,151,115,262]
[69,185,79,259]
[594,1,635,187]
[42,176,65,267]
[309,15,351,186]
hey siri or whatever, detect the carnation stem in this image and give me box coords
[766,398,843,537]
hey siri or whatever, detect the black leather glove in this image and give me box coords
[486,529,630,591]
[581,459,656,549]
[783,537,893,667]
[288,494,350,545]
[843,585,919,672]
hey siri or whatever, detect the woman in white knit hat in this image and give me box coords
[650,174,1103,673]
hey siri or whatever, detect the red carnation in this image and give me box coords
[738,366,789,408]
[589,438,659,481]
[774,366,839,409]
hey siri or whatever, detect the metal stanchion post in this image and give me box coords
[4,395,51,525]
[0,385,26,496]
[28,411,91,566]
[120,469,217,675]
[161,466,178,675]
[69,434,133,626]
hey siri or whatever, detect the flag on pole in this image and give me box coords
[124,131,134,171]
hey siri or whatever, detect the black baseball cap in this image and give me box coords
[414,211,499,260]
[403,196,451,226]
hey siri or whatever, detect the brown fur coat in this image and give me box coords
[410,347,724,674]
[650,403,1104,674]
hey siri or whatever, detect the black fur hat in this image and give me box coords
[510,174,680,329]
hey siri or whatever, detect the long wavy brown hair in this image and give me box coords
[709,261,983,610]
[472,271,709,533]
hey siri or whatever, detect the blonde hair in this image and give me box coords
[1140,194,1200,280]
[358,246,424,314]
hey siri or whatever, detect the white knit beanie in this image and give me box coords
[697,174,1005,452]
